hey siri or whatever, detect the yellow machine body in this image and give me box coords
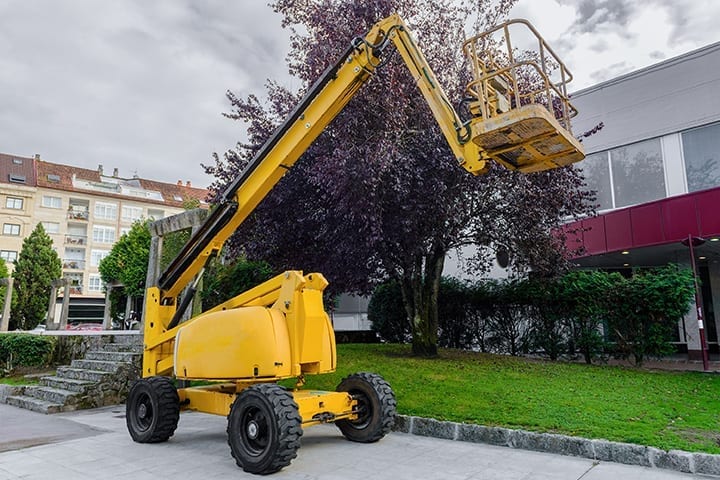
[174,307,294,380]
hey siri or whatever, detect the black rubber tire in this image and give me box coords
[126,376,180,443]
[227,384,303,474]
[335,372,396,443]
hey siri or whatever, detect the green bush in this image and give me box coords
[438,277,474,349]
[607,265,694,365]
[367,265,694,363]
[0,334,56,370]
[368,281,408,343]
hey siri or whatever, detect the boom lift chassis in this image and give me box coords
[125,14,584,475]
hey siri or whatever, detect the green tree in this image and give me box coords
[0,260,9,312]
[99,220,151,297]
[201,257,274,310]
[10,224,62,330]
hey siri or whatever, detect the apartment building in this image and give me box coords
[0,153,208,299]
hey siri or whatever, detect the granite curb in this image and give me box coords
[393,415,720,477]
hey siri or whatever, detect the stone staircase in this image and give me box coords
[6,334,142,414]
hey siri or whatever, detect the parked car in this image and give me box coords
[65,322,103,331]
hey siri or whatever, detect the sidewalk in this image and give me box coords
[0,403,706,480]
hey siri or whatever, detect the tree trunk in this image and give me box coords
[399,245,445,357]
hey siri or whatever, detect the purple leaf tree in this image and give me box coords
[203,0,596,356]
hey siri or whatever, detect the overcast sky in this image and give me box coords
[1,0,719,189]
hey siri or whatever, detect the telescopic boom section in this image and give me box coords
[157,14,489,304]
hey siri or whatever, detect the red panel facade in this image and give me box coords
[662,196,700,241]
[563,186,720,258]
[580,217,606,254]
[604,210,633,252]
[696,189,720,238]
[630,203,665,245]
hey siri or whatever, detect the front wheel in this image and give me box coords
[335,372,396,443]
[126,376,180,443]
[227,384,303,474]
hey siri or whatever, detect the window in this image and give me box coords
[0,250,17,262]
[579,152,613,210]
[3,224,20,236]
[121,205,143,222]
[90,249,110,267]
[683,122,720,193]
[88,275,103,292]
[47,174,61,183]
[8,174,26,183]
[94,202,118,220]
[610,138,665,208]
[42,195,62,209]
[92,226,116,243]
[5,197,23,209]
[12,158,22,165]
[41,222,60,234]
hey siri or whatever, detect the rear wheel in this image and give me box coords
[126,376,180,443]
[227,384,302,474]
[335,372,396,443]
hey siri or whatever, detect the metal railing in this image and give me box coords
[64,234,87,245]
[62,259,86,270]
[463,19,577,132]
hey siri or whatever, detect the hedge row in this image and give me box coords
[369,265,695,365]
[0,334,56,370]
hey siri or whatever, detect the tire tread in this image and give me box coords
[227,383,302,474]
[336,372,396,443]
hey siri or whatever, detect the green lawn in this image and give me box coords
[0,375,40,386]
[300,344,720,454]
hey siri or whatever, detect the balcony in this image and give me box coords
[67,209,89,221]
[62,259,86,270]
[65,234,87,245]
[69,286,83,295]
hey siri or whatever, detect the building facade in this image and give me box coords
[0,153,207,299]
[565,41,720,358]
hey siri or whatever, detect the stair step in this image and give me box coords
[6,395,63,414]
[24,385,83,405]
[103,343,144,354]
[110,334,143,345]
[85,351,140,362]
[70,359,125,372]
[56,366,113,382]
[40,376,94,392]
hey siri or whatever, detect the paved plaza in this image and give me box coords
[0,403,710,479]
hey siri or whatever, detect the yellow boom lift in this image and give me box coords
[126,15,584,474]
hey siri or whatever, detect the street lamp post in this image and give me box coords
[684,235,710,371]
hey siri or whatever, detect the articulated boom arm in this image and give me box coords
[132,14,584,474]
[157,14,488,311]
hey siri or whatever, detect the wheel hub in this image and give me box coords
[247,420,259,439]
[138,403,148,419]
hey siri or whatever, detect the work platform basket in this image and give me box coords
[464,19,584,172]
